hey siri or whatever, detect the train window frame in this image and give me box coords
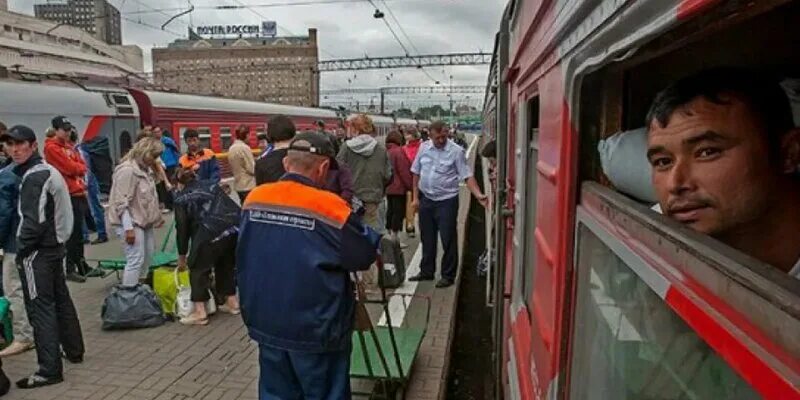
[219,126,232,151]
[196,127,212,152]
[511,95,541,313]
[568,182,800,398]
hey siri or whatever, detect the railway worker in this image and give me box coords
[227,124,257,202]
[1,125,85,389]
[255,115,296,185]
[646,67,800,279]
[107,137,165,287]
[409,121,489,288]
[44,116,89,283]
[237,132,380,400]
[0,135,35,358]
[337,114,392,233]
[179,129,220,184]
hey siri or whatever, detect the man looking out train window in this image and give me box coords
[646,67,800,279]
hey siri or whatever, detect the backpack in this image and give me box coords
[378,236,406,289]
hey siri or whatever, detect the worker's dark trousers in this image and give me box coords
[66,195,89,275]
[18,248,84,379]
[418,193,459,281]
[258,343,351,400]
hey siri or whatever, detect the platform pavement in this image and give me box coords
[0,135,479,400]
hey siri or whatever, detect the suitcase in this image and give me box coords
[378,236,406,289]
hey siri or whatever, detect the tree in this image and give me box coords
[395,108,413,118]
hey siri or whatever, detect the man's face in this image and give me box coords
[7,140,36,164]
[647,96,786,238]
[430,129,448,149]
[258,139,268,150]
[55,127,70,141]
[186,136,200,153]
[153,127,162,139]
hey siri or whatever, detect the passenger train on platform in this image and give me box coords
[482,0,800,399]
[0,80,429,162]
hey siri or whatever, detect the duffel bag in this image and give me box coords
[101,284,166,330]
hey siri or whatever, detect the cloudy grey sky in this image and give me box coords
[9,0,505,110]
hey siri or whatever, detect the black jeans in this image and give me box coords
[385,194,407,233]
[66,196,88,275]
[188,235,237,302]
[18,247,84,378]
[418,193,459,281]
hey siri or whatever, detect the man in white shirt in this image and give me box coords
[646,67,800,279]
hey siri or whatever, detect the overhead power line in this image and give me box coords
[321,85,484,95]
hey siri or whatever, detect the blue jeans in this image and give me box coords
[258,343,351,400]
[82,172,107,241]
[418,193,459,281]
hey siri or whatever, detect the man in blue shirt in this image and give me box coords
[410,121,488,288]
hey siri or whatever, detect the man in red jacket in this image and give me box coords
[44,116,88,283]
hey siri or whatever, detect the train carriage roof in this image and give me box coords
[140,90,339,119]
[0,80,131,117]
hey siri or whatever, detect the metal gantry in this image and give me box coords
[320,85,484,95]
[317,53,492,72]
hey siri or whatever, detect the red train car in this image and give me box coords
[484,1,800,399]
[129,89,342,154]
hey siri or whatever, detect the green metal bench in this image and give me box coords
[350,256,431,400]
[87,223,178,280]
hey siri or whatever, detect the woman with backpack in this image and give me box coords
[173,167,241,326]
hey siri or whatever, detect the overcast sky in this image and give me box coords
[9,0,505,110]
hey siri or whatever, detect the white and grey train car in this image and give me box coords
[0,80,140,163]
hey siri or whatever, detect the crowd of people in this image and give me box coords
[0,111,486,396]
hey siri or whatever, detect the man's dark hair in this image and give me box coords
[316,120,325,128]
[183,129,199,141]
[268,115,296,142]
[646,67,794,154]
[235,124,250,141]
[481,139,497,159]
[257,133,268,141]
[430,120,447,134]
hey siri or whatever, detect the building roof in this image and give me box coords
[165,36,310,50]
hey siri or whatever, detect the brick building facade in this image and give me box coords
[152,29,319,107]
[34,0,121,45]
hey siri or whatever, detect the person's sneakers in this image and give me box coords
[65,272,86,283]
[90,237,108,245]
[0,340,34,357]
[16,374,63,389]
[408,273,434,282]
[435,278,454,288]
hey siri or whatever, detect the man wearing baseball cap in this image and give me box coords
[1,125,84,389]
[44,116,89,283]
[237,132,380,399]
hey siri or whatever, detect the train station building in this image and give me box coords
[152,28,320,107]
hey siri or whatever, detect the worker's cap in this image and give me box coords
[289,132,336,158]
[0,125,36,143]
[51,116,73,131]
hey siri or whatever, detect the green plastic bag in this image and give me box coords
[153,267,189,316]
[0,297,13,345]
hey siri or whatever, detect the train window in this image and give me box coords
[196,127,212,151]
[220,127,232,151]
[111,94,130,105]
[569,223,759,400]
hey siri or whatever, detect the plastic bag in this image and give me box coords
[153,267,189,316]
[597,128,657,203]
[173,268,216,318]
[101,284,165,330]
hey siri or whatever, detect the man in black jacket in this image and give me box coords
[255,115,296,185]
[1,126,84,389]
